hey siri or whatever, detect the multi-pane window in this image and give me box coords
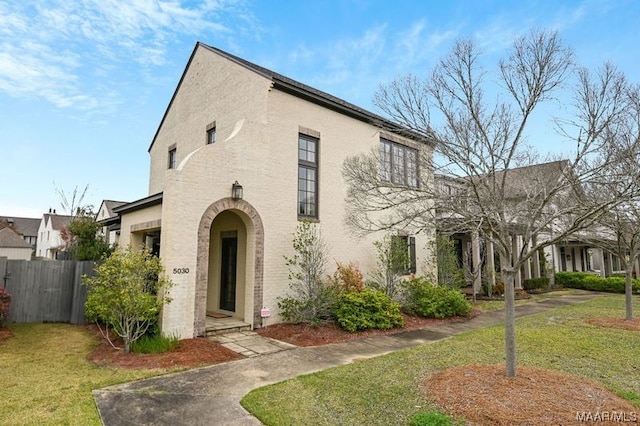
[379,138,418,187]
[168,147,177,169]
[298,134,318,217]
[393,235,417,274]
[207,127,216,144]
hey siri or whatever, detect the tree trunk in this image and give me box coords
[625,265,634,321]
[502,267,517,377]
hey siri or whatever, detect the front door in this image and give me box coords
[220,234,238,312]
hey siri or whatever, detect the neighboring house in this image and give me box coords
[437,160,627,292]
[35,211,74,259]
[110,42,435,338]
[0,216,40,254]
[0,227,33,260]
[96,200,127,247]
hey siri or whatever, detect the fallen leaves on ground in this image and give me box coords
[0,327,12,345]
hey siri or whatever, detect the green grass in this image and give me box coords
[241,294,640,425]
[0,323,175,425]
[132,332,180,354]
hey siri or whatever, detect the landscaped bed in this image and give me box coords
[241,294,640,425]
[1,291,638,425]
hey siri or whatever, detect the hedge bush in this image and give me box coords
[402,277,472,319]
[335,289,404,332]
[0,288,11,327]
[555,271,640,294]
[523,277,549,291]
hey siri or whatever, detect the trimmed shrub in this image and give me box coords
[555,271,640,294]
[0,288,11,326]
[402,277,472,319]
[523,277,549,291]
[335,289,404,332]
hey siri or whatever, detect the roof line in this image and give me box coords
[147,42,433,152]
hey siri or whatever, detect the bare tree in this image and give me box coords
[54,183,90,216]
[579,84,640,321]
[343,30,637,377]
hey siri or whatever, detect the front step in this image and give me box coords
[205,317,251,337]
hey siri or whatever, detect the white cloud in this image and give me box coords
[0,0,252,113]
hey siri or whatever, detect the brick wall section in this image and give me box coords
[123,44,437,339]
[194,198,264,337]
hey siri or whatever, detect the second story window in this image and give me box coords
[168,145,177,169]
[379,138,418,187]
[207,126,216,144]
[298,134,318,218]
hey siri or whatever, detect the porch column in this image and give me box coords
[523,240,532,281]
[532,237,541,279]
[472,231,482,295]
[512,234,522,290]
[608,252,614,276]
[597,248,606,278]
[485,240,496,288]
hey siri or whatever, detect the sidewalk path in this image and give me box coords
[94,293,603,425]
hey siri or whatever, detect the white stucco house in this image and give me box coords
[110,42,435,339]
[35,211,74,259]
[96,200,127,247]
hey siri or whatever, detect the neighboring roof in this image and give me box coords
[44,214,74,231]
[148,42,433,152]
[493,160,569,199]
[98,200,128,218]
[0,216,40,237]
[439,160,570,200]
[112,192,163,215]
[0,227,33,248]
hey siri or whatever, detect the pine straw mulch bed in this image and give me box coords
[85,325,243,369]
[256,311,480,346]
[425,364,638,425]
[586,316,640,331]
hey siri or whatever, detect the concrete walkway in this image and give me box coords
[94,293,602,425]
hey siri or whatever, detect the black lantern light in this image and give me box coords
[232,181,243,200]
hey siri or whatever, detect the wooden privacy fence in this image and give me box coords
[0,258,96,324]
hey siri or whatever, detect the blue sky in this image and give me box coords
[1,0,639,218]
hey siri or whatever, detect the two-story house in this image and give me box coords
[35,210,74,259]
[111,42,436,339]
[0,216,40,254]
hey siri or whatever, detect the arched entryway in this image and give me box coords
[194,198,264,337]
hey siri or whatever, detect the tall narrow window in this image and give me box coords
[298,134,318,217]
[379,138,418,188]
[207,127,216,144]
[168,146,177,169]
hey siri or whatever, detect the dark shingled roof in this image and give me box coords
[148,42,433,152]
[100,200,127,218]
[0,227,32,248]
[0,216,40,237]
[44,214,74,231]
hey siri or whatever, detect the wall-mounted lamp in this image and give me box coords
[232,181,243,200]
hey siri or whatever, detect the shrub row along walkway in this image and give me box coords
[94,293,604,425]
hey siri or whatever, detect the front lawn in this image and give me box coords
[241,294,640,425]
[0,323,172,425]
